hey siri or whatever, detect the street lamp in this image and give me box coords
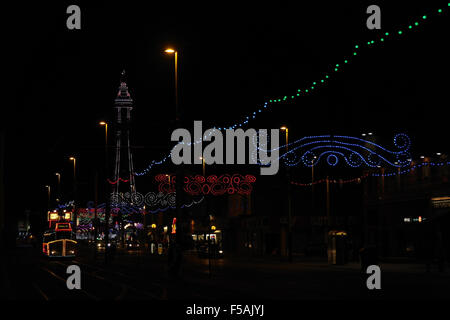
[69,156,77,210]
[69,157,76,176]
[165,174,173,192]
[280,126,292,262]
[199,157,206,176]
[99,121,108,145]
[99,120,111,262]
[280,127,288,153]
[164,48,179,120]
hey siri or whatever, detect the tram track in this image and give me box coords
[47,259,161,300]
[64,255,211,300]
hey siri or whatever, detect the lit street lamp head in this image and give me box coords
[164,48,176,54]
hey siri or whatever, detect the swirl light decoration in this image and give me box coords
[274,133,411,168]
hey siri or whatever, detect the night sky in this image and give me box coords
[2,1,449,213]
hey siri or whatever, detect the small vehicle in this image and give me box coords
[126,239,140,250]
[42,223,77,258]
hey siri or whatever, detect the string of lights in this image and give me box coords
[290,160,450,187]
[93,196,204,214]
[372,161,450,177]
[135,4,449,176]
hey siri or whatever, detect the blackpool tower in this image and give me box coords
[111,71,137,198]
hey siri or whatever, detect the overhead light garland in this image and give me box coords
[258,133,411,168]
[372,160,450,177]
[290,160,450,186]
[135,4,449,176]
[291,173,370,187]
[155,173,257,196]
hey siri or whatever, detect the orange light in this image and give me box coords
[69,157,75,161]
[280,126,288,131]
[99,121,107,126]
[164,48,176,54]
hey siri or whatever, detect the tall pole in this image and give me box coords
[101,122,110,264]
[363,172,369,247]
[311,159,314,208]
[69,157,77,229]
[174,49,184,278]
[202,157,205,177]
[326,176,330,228]
[165,48,183,277]
[175,51,179,121]
[282,127,292,263]
[311,157,317,249]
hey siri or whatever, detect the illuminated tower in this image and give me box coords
[112,71,137,197]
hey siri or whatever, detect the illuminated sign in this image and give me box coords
[64,212,72,220]
[404,216,426,223]
[431,196,450,209]
[48,213,59,221]
[55,223,71,231]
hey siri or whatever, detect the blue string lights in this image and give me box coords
[372,160,450,177]
[290,160,450,187]
[257,133,411,169]
[135,4,449,176]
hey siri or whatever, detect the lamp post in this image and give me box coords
[99,121,108,145]
[200,157,206,176]
[99,121,110,263]
[69,157,77,204]
[280,126,293,262]
[164,48,179,120]
[69,157,77,230]
[311,156,317,214]
[69,157,78,229]
[280,126,288,153]
[165,47,183,277]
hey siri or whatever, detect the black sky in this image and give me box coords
[2,1,449,212]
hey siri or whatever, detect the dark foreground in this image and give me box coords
[2,245,450,301]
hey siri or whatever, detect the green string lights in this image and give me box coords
[265,4,449,108]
